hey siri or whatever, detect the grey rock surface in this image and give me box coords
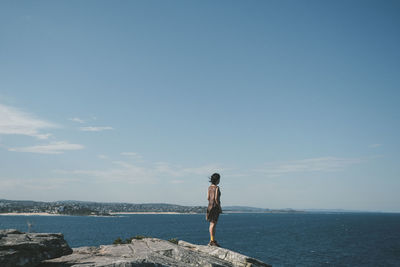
[0,229,73,267]
[41,238,271,267]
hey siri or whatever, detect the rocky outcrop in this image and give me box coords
[0,229,72,267]
[0,229,271,267]
[41,238,271,267]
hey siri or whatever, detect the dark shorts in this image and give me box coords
[206,207,221,223]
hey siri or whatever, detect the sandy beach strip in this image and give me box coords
[0,212,200,216]
[0,212,61,216]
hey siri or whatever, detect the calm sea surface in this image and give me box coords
[1,213,399,266]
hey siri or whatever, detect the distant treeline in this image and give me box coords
[0,199,206,215]
[0,199,303,216]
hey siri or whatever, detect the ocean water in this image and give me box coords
[1,213,400,266]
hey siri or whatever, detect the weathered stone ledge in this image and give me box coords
[0,229,72,267]
[1,229,271,267]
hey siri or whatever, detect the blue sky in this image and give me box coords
[0,0,399,212]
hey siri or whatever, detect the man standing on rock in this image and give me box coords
[206,173,222,247]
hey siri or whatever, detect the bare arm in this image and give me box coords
[215,186,220,206]
[215,186,222,213]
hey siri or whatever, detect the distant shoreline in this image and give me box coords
[0,211,302,216]
[0,212,61,216]
[1,211,392,216]
[0,212,198,216]
[0,212,113,217]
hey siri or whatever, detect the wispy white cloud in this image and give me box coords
[55,161,225,184]
[69,117,85,124]
[154,162,223,177]
[79,126,113,132]
[170,179,185,184]
[121,152,140,157]
[0,104,57,139]
[121,152,143,160]
[254,157,363,177]
[0,177,77,191]
[369,144,382,148]
[59,160,154,184]
[97,154,109,159]
[8,141,84,154]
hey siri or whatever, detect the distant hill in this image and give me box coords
[223,206,304,213]
[0,199,205,215]
[303,208,386,213]
[223,206,270,212]
[0,199,305,215]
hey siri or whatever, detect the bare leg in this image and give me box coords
[209,222,215,241]
[213,221,217,240]
[209,221,217,242]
